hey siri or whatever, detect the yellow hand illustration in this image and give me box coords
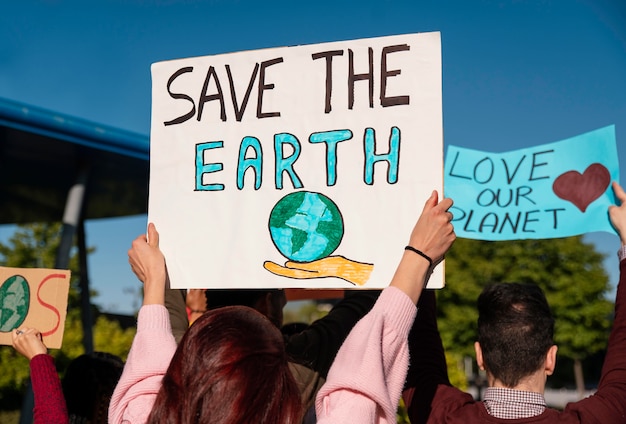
[263,256,373,286]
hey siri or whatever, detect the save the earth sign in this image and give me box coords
[149,32,445,290]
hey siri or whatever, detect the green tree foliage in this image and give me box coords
[0,223,135,410]
[283,299,332,325]
[0,223,83,306]
[446,352,468,391]
[439,236,614,390]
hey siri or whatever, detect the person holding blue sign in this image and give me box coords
[402,182,626,423]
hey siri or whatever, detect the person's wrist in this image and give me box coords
[143,279,166,305]
[391,249,431,304]
[29,351,47,361]
[404,245,433,268]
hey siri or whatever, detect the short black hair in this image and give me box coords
[62,351,125,423]
[477,282,555,387]
[205,289,280,310]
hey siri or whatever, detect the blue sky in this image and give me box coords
[1,0,625,314]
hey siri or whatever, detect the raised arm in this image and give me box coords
[391,191,455,303]
[573,181,626,421]
[163,279,189,344]
[400,192,457,422]
[127,223,168,306]
[109,223,178,424]
[12,328,69,424]
[609,181,626,245]
[315,191,455,423]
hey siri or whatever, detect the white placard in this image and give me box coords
[150,32,443,289]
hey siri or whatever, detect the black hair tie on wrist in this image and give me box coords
[404,246,433,268]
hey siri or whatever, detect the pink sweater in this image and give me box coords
[315,286,417,423]
[109,287,415,423]
[108,304,177,424]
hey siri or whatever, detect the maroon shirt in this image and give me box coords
[404,259,626,424]
[30,354,69,424]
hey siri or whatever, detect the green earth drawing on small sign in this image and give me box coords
[269,191,344,262]
[0,275,30,332]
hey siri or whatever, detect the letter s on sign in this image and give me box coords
[38,273,68,337]
[164,66,196,126]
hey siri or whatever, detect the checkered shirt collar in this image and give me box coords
[483,387,546,419]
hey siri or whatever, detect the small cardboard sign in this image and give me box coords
[0,267,70,349]
[445,125,619,240]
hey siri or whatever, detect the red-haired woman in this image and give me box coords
[109,190,455,424]
[148,305,301,423]
[108,223,302,424]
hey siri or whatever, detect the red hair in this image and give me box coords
[147,305,302,424]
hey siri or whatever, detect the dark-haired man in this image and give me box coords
[403,181,626,423]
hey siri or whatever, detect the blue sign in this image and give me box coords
[444,125,619,240]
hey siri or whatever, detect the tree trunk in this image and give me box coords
[573,358,585,399]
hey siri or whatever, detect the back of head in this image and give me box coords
[205,289,286,328]
[62,351,125,424]
[148,305,302,424]
[477,282,554,387]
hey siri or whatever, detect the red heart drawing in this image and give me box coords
[552,163,610,212]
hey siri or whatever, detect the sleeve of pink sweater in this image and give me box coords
[315,286,417,423]
[108,304,178,424]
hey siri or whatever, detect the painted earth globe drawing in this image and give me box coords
[269,191,344,262]
[0,275,30,332]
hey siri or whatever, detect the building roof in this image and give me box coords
[0,97,150,224]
